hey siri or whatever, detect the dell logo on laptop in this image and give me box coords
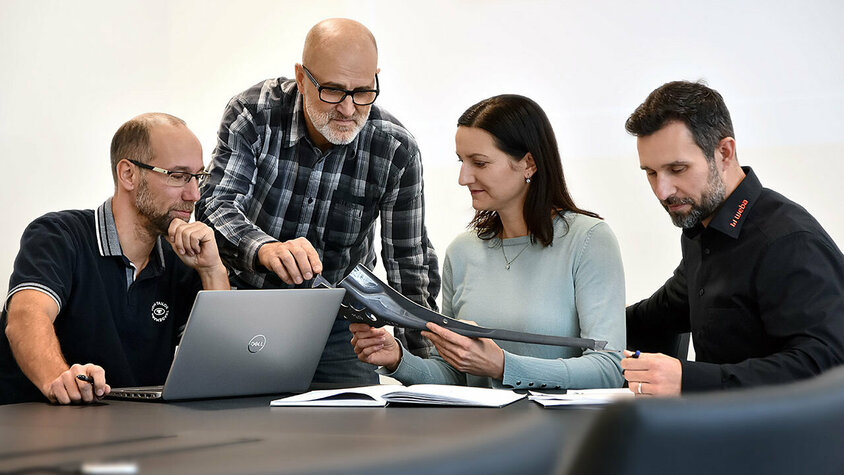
[248,335,267,353]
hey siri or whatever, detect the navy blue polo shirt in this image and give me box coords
[0,199,202,404]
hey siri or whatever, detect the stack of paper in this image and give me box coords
[271,384,525,408]
[528,388,634,407]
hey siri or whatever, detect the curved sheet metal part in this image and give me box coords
[315,265,610,351]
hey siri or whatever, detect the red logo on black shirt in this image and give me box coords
[730,199,749,228]
[151,301,169,323]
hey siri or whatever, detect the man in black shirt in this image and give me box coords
[0,113,229,405]
[621,81,844,395]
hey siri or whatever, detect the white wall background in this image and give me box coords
[1,0,842,310]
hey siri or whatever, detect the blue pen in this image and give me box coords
[76,374,94,385]
[631,350,640,358]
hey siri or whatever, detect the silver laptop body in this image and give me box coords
[108,288,345,401]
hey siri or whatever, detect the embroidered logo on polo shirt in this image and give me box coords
[151,301,169,323]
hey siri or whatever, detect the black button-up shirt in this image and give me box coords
[628,167,844,391]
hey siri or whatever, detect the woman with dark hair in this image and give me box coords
[350,95,625,390]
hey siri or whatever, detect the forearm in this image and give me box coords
[380,342,467,385]
[198,198,277,272]
[6,312,68,393]
[502,351,624,389]
[682,339,843,391]
[627,276,692,352]
[196,264,231,290]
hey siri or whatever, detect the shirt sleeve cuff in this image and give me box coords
[681,360,723,392]
[376,341,426,381]
[240,231,278,272]
[501,351,568,391]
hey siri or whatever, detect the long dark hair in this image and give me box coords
[457,94,600,246]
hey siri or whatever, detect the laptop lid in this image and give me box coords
[147,288,343,400]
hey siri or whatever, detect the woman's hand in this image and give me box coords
[422,322,505,380]
[349,323,402,372]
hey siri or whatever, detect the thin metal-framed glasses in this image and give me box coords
[128,159,210,188]
[301,65,380,106]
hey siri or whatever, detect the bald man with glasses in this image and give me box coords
[0,113,229,405]
[197,18,440,385]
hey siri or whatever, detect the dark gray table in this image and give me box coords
[0,395,600,474]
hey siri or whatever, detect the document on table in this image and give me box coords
[528,388,634,407]
[271,384,526,408]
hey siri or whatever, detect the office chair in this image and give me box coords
[566,365,844,475]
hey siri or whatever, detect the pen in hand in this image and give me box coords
[76,374,105,399]
[631,350,640,359]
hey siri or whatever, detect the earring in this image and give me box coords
[525,177,531,184]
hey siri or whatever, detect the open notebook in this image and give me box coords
[271,384,525,408]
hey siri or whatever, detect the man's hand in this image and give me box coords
[257,238,322,285]
[422,322,505,380]
[167,220,229,289]
[167,220,223,271]
[349,323,402,371]
[44,363,111,404]
[621,350,682,397]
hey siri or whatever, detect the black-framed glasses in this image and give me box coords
[302,65,379,106]
[128,159,210,188]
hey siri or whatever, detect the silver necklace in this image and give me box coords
[501,241,530,270]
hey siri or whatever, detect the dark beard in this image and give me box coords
[136,178,192,235]
[663,160,727,228]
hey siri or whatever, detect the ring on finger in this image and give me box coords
[637,382,643,394]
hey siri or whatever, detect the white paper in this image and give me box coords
[271,384,525,408]
[528,388,634,407]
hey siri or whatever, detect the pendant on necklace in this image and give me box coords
[505,264,510,270]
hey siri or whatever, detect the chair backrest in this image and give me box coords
[566,365,844,475]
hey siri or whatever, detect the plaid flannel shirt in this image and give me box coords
[196,78,439,357]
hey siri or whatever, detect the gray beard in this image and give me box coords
[306,102,369,145]
[664,160,727,228]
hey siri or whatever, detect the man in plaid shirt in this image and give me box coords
[197,18,439,384]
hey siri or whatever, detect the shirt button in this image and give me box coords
[699,288,705,296]
[528,382,534,387]
[704,248,711,255]
[308,197,314,204]
[516,381,522,386]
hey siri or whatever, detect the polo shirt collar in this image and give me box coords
[698,166,762,239]
[95,198,166,268]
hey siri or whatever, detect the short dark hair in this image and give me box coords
[109,112,186,185]
[625,81,735,161]
[458,94,600,247]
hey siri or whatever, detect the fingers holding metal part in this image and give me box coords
[423,323,505,380]
[258,239,322,285]
[349,323,402,370]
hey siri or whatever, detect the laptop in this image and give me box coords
[108,288,345,401]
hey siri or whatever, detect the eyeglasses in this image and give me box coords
[301,65,380,106]
[128,159,210,188]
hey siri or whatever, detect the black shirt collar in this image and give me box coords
[686,166,762,240]
[95,198,166,268]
